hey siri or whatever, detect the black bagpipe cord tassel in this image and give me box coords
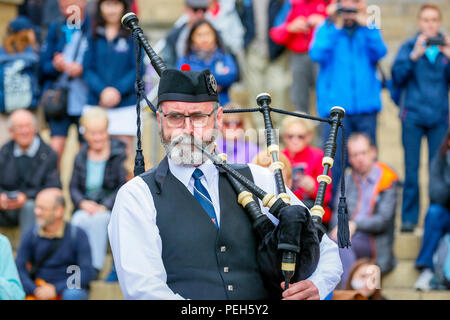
[337,124,351,248]
[132,27,155,177]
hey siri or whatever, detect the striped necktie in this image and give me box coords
[192,168,218,228]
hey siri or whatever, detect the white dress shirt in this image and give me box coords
[108,160,343,300]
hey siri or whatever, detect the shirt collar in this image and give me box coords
[14,136,40,158]
[38,222,66,239]
[168,157,218,188]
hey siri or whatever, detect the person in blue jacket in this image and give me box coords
[15,188,96,300]
[391,3,450,233]
[176,19,239,106]
[308,0,387,202]
[0,233,25,300]
[84,0,144,162]
[40,0,90,160]
[83,0,141,161]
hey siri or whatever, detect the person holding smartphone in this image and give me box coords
[391,3,450,233]
[0,110,61,234]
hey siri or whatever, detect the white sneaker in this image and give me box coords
[414,268,434,291]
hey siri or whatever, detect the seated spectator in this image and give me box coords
[15,188,96,300]
[161,0,211,68]
[40,0,90,160]
[215,104,259,163]
[0,16,40,147]
[269,0,328,114]
[0,233,25,300]
[0,110,61,234]
[414,130,450,291]
[280,116,332,224]
[343,258,385,300]
[309,0,387,201]
[176,19,239,106]
[83,0,141,165]
[252,149,293,189]
[329,133,398,288]
[70,107,127,275]
[391,3,450,233]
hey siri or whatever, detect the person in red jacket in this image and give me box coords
[270,0,328,114]
[281,116,332,225]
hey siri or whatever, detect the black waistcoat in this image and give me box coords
[140,157,268,300]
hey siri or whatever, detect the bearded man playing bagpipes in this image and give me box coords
[107,13,344,301]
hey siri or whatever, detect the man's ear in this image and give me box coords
[216,106,224,132]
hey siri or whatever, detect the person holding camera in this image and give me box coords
[391,3,450,233]
[309,0,387,204]
[0,110,61,235]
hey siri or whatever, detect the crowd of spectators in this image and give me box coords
[0,0,449,300]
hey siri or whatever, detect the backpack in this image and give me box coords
[431,233,450,290]
[0,46,40,114]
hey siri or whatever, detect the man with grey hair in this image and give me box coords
[108,68,343,300]
[0,109,61,234]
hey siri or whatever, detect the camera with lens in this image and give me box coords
[426,34,445,46]
[337,4,358,14]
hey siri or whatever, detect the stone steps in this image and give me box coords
[383,289,450,300]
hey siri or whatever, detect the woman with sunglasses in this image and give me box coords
[216,104,259,164]
[281,116,332,225]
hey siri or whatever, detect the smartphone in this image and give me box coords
[6,191,19,200]
[292,166,306,189]
[426,35,445,46]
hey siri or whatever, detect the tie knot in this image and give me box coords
[192,168,204,180]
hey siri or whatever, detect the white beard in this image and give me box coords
[161,133,216,166]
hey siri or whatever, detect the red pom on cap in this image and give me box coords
[180,64,191,71]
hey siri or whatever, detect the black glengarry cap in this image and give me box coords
[157,68,219,106]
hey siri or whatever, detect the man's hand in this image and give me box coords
[80,200,102,215]
[0,192,27,211]
[307,14,325,28]
[287,16,310,33]
[34,283,57,300]
[0,193,8,210]
[410,34,427,61]
[100,87,121,108]
[281,280,320,300]
[52,53,67,73]
[66,62,83,78]
[297,175,316,194]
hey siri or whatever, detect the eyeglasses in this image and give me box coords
[161,108,217,128]
[285,134,307,141]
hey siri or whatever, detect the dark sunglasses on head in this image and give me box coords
[191,7,207,13]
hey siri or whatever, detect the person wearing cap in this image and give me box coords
[108,67,343,300]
